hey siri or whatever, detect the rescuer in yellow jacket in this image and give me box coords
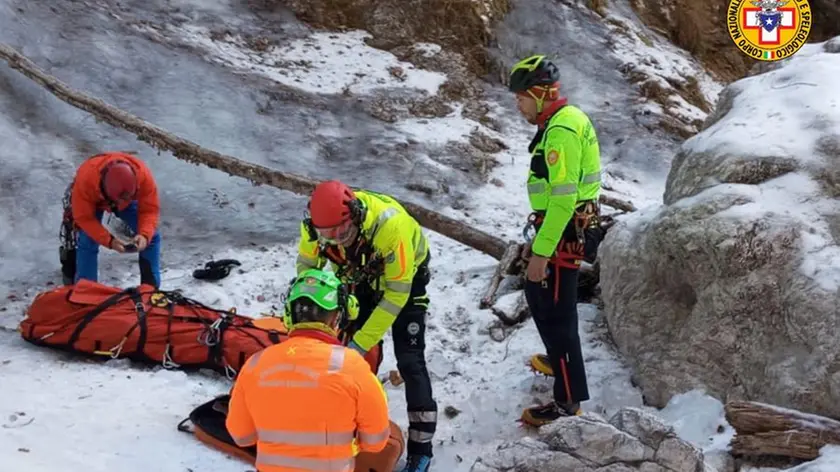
[508,55,602,427]
[295,180,436,472]
[226,268,391,472]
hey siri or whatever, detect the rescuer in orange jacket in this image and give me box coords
[59,152,162,287]
[226,268,391,472]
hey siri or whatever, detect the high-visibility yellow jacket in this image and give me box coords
[295,190,430,352]
[526,104,601,257]
[226,327,391,472]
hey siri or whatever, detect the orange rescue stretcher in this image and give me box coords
[17,280,404,470]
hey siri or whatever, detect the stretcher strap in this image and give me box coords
[91,291,148,359]
[64,289,139,349]
[162,303,180,369]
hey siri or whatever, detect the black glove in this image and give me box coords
[192,259,242,281]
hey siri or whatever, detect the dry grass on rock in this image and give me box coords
[250,0,510,77]
[629,0,840,82]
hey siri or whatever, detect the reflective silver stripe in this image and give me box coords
[378,207,398,222]
[258,362,321,388]
[328,346,346,373]
[358,426,391,445]
[377,299,402,316]
[371,207,398,236]
[231,432,256,447]
[256,452,355,471]
[415,233,427,260]
[408,430,434,443]
[258,429,355,446]
[296,284,324,296]
[258,379,319,388]
[528,182,546,194]
[408,411,438,423]
[296,254,318,268]
[581,171,600,184]
[551,184,577,195]
[260,363,320,379]
[385,280,412,293]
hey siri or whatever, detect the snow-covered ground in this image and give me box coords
[2,0,838,471]
[0,242,735,472]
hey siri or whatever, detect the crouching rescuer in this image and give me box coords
[296,180,437,472]
[508,55,602,426]
[59,152,162,288]
[226,268,391,471]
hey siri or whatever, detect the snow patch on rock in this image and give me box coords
[139,24,448,96]
[600,39,840,422]
[599,4,723,136]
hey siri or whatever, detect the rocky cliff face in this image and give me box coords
[600,38,840,417]
[629,0,840,82]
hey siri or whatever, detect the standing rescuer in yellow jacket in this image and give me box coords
[296,180,437,472]
[226,268,391,472]
[508,55,602,427]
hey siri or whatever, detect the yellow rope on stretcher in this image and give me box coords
[92,336,127,359]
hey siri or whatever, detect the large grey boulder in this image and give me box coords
[600,39,840,416]
[469,407,708,472]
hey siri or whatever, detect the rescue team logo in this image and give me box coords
[547,150,566,180]
[727,0,812,61]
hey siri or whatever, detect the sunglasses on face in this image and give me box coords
[314,219,355,245]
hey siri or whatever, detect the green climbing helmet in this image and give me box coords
[508,54,560,93]
[283,268,359,329]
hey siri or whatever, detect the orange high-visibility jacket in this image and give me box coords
[226,327,391,472]
[71,152,160,247]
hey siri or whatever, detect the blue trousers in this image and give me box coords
[75,201,162,288]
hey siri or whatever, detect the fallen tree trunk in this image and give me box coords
[0,43,511,259]
[731,430,833,461]
[600,194,636,213]
[725,400,840,460]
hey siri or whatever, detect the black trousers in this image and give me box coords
[524,218,590,405]
[354,255,437,457]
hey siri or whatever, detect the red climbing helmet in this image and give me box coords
[101,161,138,203]
[309,180,357,242]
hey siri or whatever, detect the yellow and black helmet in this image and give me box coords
[508,55,560,93]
